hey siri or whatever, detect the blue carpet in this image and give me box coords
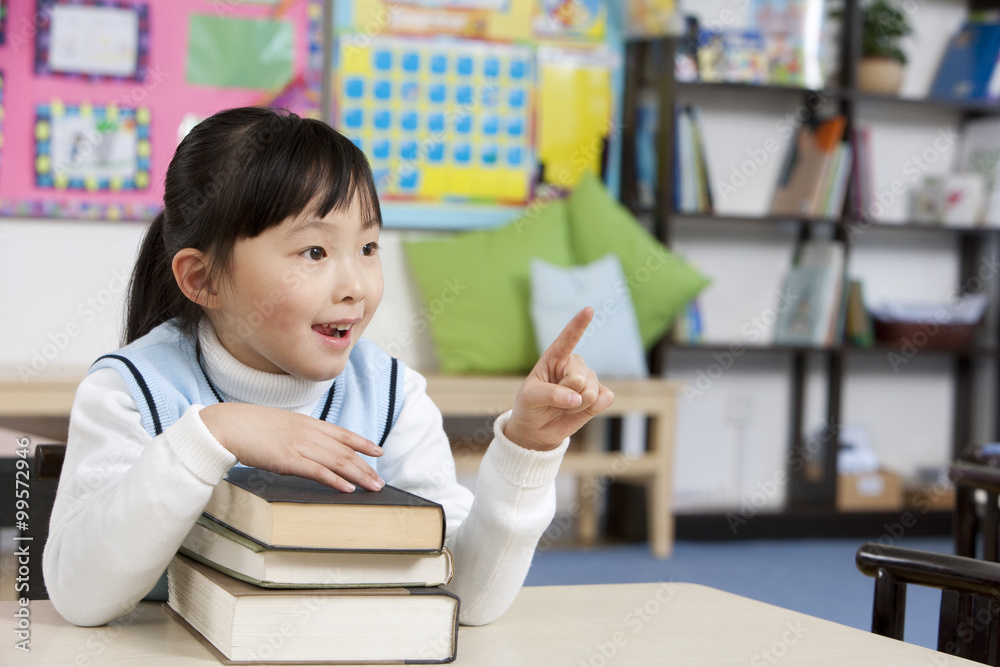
[524,536,953,650]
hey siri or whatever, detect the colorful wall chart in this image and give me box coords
[336,37,534,203]
[0,0,322,221]
[537,45,615,188]
[335,0,621,219]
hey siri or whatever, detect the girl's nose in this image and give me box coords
[333,257,364,302]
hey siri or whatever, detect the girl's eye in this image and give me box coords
[305,247,326,261]
[361,242,379,257]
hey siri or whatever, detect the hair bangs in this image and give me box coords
[246,115,382,235]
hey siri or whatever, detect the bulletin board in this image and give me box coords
[334,0,622,229]
[0,0,323,221]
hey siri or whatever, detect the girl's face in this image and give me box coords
[207,196,383,382]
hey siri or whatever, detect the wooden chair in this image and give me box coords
[856,543,1000,664]
[952,448,1000,562]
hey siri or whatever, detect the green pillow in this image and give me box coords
[403,199,574,374]
[566,172,710,349]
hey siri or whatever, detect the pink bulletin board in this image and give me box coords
[0,0,323,221]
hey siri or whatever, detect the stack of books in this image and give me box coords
[165,467,458,664]
[770,115,851,220]
[773,240,847,347]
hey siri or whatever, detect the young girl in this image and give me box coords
[43,107,614,628]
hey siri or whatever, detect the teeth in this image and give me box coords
[322,323,352,331]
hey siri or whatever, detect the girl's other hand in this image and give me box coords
[199,403,385,492]
[505,308,615,451]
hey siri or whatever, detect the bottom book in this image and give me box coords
[166,554,460,665]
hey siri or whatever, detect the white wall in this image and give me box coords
[0,219,145,381]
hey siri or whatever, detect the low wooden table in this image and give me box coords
[0,375,681,558]
[425,375,680,558]
[1,583,978,665]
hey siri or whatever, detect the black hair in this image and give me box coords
[123,107,381,344]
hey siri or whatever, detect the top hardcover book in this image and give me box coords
[204,467,446,552]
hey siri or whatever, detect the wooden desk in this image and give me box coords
[0,377,681,558]
[425,375,680,559]
[0,583,977,665]
[0,381,78,418]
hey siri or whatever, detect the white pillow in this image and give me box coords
[529,253,649,379]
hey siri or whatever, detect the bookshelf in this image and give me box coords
[618,0,1000,535]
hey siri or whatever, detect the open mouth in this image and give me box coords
[313,323,353,338]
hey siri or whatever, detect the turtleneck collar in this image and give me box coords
[197,320,332,411]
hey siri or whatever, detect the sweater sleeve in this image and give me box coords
[376,369,568,626]
[42,368,236,627]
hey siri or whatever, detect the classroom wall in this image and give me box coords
[0,0,982,514]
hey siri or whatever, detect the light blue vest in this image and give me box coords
[90,318,406,452]
[88,318,406,600]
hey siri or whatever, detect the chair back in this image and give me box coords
[952,451,1000,562]
[857,543,1000,665]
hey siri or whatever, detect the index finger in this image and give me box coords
[539,307,594,366]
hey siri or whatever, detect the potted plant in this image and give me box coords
[856,0,912,94]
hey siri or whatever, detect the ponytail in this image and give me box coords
[123,212,200,345]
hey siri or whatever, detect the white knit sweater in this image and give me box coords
[42,325,568,627]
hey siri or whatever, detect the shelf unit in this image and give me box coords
[617,0,1000,531]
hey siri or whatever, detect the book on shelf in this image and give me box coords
[671,297,704,345]
[696,30,727,83]
[723,29,769,84]
[180,514,455,589]
[851,125,874,219]
[832,273,851,347]
[674,15,701,82]
[773,240,845,346]
[752,0,825,89]
[635,88,659,208]
[695,28,768,84]
[675,105,694,212]
[674,104,713,214]
[821,142,853,219]
[845,280,875,348]
[204,467,446,552]
[769,115,847,218]
[165,554,460,665]
[688,106,714,213]
[929,21,1000,102]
